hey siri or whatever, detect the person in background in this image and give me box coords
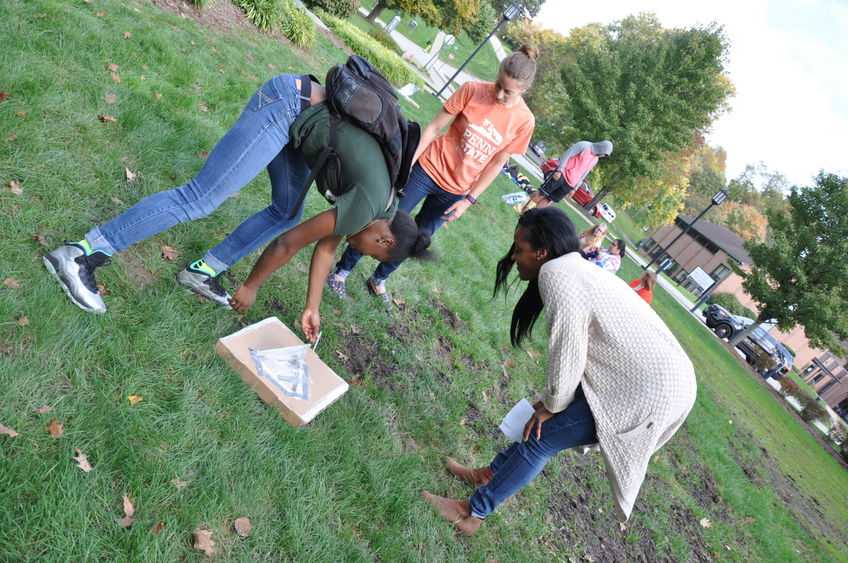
[326,45,539,307]
[523,140,613,209]
[587,239,625,274]
[577,223,608,252]
[42,71,432,340]
[629,270,657,304]
[421,207,696,535]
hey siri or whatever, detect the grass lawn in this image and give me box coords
[2,0,847,561]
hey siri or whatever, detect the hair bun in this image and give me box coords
[520,44,540,62]
[412,228,435,261]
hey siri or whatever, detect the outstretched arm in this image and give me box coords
[442,150,512,222]
[300,233,343,342]
[229,209,337,312]
[412,108,454,164]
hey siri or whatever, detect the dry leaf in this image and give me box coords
[34,405,52,414]
[150,521,164,536]
[332,308,341,315]
[127,395,143,405]
[45,418,63,437]
[105,94,117,104]
[728,420,733,424]
[198,102,208,112]
[0,424,20,437]
[118,516,135,528]
[96,283,110,295]
[0,90,11,101]
[193,529,216,556]
[228,190,239,199]
[72,448,93,472]
[122,31,132,39]
[31,232,49,246]
[351,326,363,335]
[112,196,125,205]
[171,477,187,490]
[233,516,252,537]
[154,91,162,101]
[161,246,178,260]
[124,167,137,182]
[15,111,26,118]
[742,517,756,524]
[122,494,135,517]
[98,115,117,123]
[218,67,225,74]
[139,75,145,81]
[4,278,21,288]
[198,151,208,159]
[8,180,23,195]
[502,360,515,368]
[108,63,120,72]
[96,10,107,16]
[619,522,628,532]
[111,71,121,84]
[210,46,217,52]
[17,316,30,326]
[5,133,17,142]
[699,518,712,528]
[268,63,277,69]
[392,298,405,306]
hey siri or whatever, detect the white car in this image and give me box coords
[594,202,616,222]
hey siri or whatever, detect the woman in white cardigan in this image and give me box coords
[422,207,697,535]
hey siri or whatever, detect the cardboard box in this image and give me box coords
[214,317,348,427]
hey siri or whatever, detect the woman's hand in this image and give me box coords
[441,198,472,222]
[523,403,556,442]
[229,285,257,312]
[301,308,321,342]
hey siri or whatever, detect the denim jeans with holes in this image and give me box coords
[85,74,310,272]
[469,385,598,519]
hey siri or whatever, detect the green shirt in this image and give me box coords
[289,103,397,235]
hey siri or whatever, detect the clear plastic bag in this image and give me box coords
[250,345,311,401]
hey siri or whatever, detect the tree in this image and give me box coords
[466,1,497,43]
[729,173,848,355]
[492,0,544,18]
[553,15,734,209]
[365,0,482,35]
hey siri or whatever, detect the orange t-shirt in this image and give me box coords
[418,81,535,195]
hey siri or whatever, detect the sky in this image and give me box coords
[533,0,848,189]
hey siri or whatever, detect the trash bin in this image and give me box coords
[385,14,401,32]
[407,19,418,30]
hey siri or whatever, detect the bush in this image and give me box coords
[233,0,287,31]
[281,0,316,46]
[303,0,359,19]
[316,10,423,87]
[368,28,403,56]
[708,293,756,319]
[799,399,829,423]
[778,378,799,398]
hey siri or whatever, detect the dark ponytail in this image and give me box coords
[388,211,435,261]
[494,207,581,347]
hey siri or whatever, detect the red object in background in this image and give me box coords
[571,180,594,205]
[540,158,559,175]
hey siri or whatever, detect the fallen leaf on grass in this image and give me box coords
[233,517,252,537]
[0,90,11,101]
[699,518,712,528]
[15,111,26,118]
[111,71,121,84]
[127,395,143,405]
[18,316,30,326]
[742,517,756,524]
[727,419,733,424]
[72,448,93,472]
[125,167,137,182]
[97,283,109,295]
[108,63,120,72]
[619,522,628,532]
[122,494,135,517]
[105,94,116,104]
[31,232,49,246]
[5,133,17,142]
[139,75,145,81]
[332,308,341,315]
[45,418,63,437]
[170,477,187,490]
[122,31,132,39]
[198,151,209,159]
[150,521,164,536]
[154,91,162,101]
[193,529,216,556]
[228,190,239,199]
[118,516,135,528]
[392,298,405,307]
[96,10,107,16]
[198,102,209,112]
[268,63,277,69]
[98,115,117,123]
[8,180,23,195]
[161,246,178,260]
[111,196,125,205]
[0,424,20,437]
[4,278,20,288]
[34,405,52,414]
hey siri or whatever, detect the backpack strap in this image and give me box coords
[288,114,340,220]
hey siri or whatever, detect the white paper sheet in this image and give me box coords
[499,398,535,443]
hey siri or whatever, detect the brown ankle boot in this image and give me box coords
[445,457,492,487]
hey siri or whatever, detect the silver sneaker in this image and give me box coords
[43,243,109,314]
[177,266,232,309]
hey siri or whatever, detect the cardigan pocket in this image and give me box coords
[615,416,654,441]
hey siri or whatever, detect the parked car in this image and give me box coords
[594,202,616,222]
[528,140,546,159]
[766,343,794,379]
[702,304,746,339]
[702,305,782,373]
[571,180,594,206]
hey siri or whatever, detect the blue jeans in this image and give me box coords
[334,163,464,282]
[469,385,598,519]
[85,74,311,273]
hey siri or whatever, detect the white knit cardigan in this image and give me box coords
[538,253,697,521]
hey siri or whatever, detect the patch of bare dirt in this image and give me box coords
[338,329,399,387]
[429,297,466,332]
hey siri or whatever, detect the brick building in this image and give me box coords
[801,353,848,423]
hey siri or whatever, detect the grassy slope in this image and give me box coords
[0,1,846,561]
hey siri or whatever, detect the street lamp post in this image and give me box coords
[643,189,729,271]
[434,2,524,99]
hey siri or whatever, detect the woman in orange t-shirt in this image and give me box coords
[328,45,539,307]
[629,270,657,305]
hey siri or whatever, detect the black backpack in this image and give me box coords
[288,55,421,219]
